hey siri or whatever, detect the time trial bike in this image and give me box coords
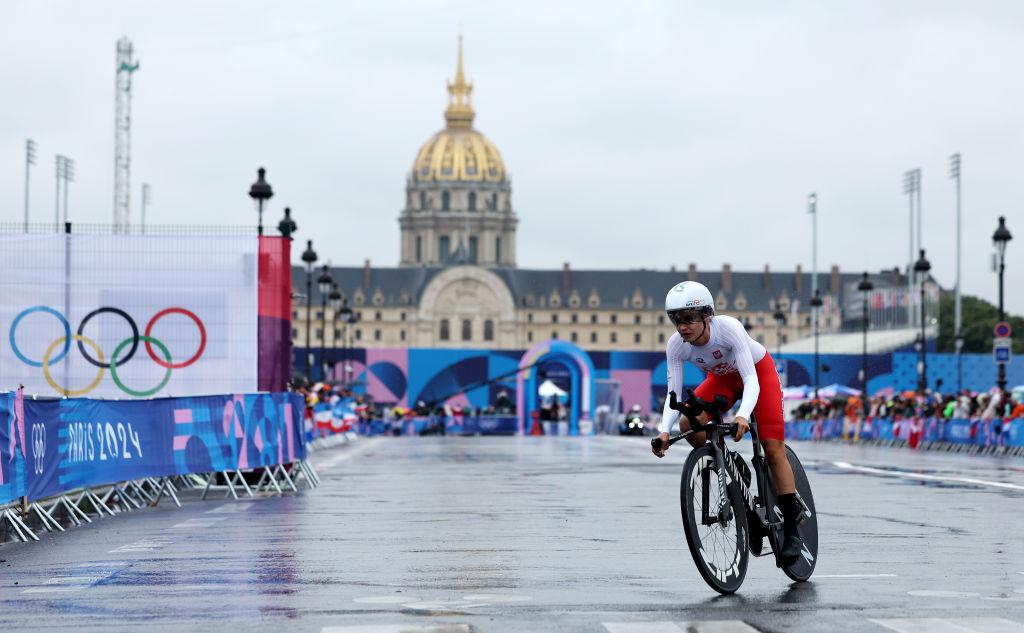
[653,389,818,594]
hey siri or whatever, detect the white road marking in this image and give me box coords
[817,573,898,578]
[604,623,762,633]
[833,461,1024,491]
[907,590,980,598]
[204,503,255,514]
[108,538,175,553]
[319,622,471,626]
[871,618,1024,633]
[22,574,109,594]
[352,596,419,604]
[316,438,382,471]
[172,517,226,528]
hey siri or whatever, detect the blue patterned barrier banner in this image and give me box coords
[784,417,1023,448]
[2,391,304,503]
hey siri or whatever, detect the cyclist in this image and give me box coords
[651,280,804,566]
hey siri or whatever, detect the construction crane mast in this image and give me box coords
[113,37,140,232]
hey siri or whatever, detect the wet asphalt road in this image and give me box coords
[0,435,1022,633]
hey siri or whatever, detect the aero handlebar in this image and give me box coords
[652,389,738,451]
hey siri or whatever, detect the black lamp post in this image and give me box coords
[277,206,296,239]
[329,283,342,380]
[993,216,1013,390]
[345,311,358,388]
[773,307,786,358]
[913,249,931,392]
[810,289,823,399]
[317,265,333,381]
[249,167,273,236]
[954,332,965,392]
[857,272,873,396]
[337,300,353,387]
[300,240,318,378]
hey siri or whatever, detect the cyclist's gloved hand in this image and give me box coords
[732,416,749,442]
[651,432,670,458]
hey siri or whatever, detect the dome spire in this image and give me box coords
[445,34,474,129]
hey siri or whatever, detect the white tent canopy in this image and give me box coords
[538,379,568,398]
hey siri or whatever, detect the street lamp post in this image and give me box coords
[913,249,931,393]
[858,272,873,396]
[993,216,1013,390]
[301,240,318,379]
[317,265,333,381]
[954,333,964,392]
[345,311,358,388]
[277,206,297,239]
[810,289,823,399]
[249,167,273,236]
[328,283,342,381]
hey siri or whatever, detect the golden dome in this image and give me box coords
[412,36,507,184]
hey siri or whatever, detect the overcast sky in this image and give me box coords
[3,1,1023,315]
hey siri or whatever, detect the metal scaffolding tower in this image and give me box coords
[113,37,140,231]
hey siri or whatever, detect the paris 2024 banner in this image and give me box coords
[0,234,259,398]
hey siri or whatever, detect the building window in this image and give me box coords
[610,314,618,324]
[374,311,382,321]
[634,314,641,325]
[355,329,362,340]
[316,329,323,340]
[590,314,598,324]
[805,316,811,327]
[400,312,406,321]
[462,319,472,341]
[552,332,558,340]
[658,333,665,343]
[400,330,406,341]
[374,329,382,341]
[495,236,501,262]
[484,319,494,341]
[571,314,578,323]
[415,236,422,262]
[781,334,788,344]
[334,328,341,339]
[439,235,451,261]
[468,191,477,211]
[658,315,665,324]
[490,193,498,210]
[571,332,578,343]
[527,313,533,323]
[441,190,450,211]
[420,191,427,210]
[292,328,298,339]
[527,331,533,342]
[551,314,558,323]
[315,310,323,320]
[590,332,597,343]
[469,236,478,263]
[291,310,298,319]
[634,332,641,343]
[440,319,450,341]
[610,332,617,343]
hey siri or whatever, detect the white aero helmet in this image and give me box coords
[665,281,715,316]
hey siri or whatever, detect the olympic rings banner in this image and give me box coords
[0,234,259,398]
[0,388,305,505]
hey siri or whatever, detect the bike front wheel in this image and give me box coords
[781,445,818,582]
[680,445,749,594]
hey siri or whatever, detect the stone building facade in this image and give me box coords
[292,39,865,356]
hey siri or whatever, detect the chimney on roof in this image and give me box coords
[687,263,698,281]
[830,264,840,294]
[562,262,571,295]
[795,264,803,294]
[670,264,677,273]
[762,264,771,289]
[721,263,732,293]
[363,258,371,288]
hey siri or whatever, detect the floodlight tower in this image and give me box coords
[114,37,140,232]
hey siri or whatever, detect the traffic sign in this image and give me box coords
[994,321,1012,338]
[994,338,1012,364]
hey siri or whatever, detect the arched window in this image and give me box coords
[468,236,478,263]
[439,235,450,261]
[439,319,450,341]
[468,191,477,211]
[495,236,502,262]
[415,235,422,262]
[490,193,498,210]
[484,319,494,341]
[441,190,450,211]
[461,319,472,341]
[419,191,427,210]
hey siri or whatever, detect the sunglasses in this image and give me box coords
[667,310,706,326]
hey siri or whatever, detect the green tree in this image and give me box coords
[937,292,1023,353]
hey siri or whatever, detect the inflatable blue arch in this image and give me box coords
[516,340,596,435]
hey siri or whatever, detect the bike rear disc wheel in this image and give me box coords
[680,445,749,594]
[781,445,818,582]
